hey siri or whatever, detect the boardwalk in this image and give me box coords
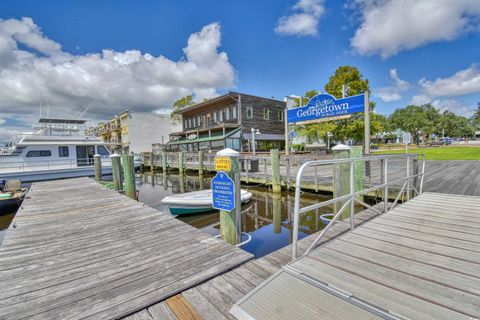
[0,178,252,320]
[232,192,480,319]
[125,204,384,319]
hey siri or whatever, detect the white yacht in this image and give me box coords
[0,118,115,182]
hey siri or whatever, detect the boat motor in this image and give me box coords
[0,179,6,192]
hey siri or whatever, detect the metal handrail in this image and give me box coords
[291,153,425,259]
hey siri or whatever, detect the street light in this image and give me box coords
[251,128,261,155]
[327,131,333,151]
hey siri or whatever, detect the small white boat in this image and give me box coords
[161,189,253,215]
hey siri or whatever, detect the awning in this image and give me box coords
[167,128,240,145]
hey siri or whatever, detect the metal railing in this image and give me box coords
[291,153,425,259]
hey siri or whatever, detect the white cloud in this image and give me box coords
[410,94,431,105]
[432,99,474,117]
[0,17,235,127]
[419,64,480,97]
[351,0,480,58]
[275,0,325,37]
[376,69,410,102]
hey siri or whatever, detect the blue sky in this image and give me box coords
[0,0,479,139]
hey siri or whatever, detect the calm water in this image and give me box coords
[0,173,351,258]
[138,172,338,258]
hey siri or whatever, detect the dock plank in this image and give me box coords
[0,178,252,320]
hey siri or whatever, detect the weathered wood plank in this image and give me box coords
[0,178,252,320]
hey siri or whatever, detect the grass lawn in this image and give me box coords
[374,146,480,160]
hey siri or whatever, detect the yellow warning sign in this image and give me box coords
[215,157,231,172]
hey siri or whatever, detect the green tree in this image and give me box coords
[325,65,370,99]
[171,95,195,123]
[390,105,432,144]
[472,102,480,128]
[324,65,381,144]
[440,110,475,138]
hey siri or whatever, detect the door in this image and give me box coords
[76,146,95,166]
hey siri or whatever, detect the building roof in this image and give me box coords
[173,91,285,115]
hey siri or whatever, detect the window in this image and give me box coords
[188,118,192,128]
[213,112,217,122]
[58,146,69,157]
[225,108,230,120]
[97,146,110,156]
[184,119,187,128]
[219,110,224,122]
[232,106,237,119]
[247,106,253,118]
[278,110,284,121]
[263,109,270,120]
[26,150,51,157]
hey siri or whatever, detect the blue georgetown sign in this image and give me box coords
[211,171,235,211]
[287,93,365,124]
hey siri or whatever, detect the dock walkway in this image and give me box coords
[0,178,252,320]
[232,192,480,319]
[125,203,384,319]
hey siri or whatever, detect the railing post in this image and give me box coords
[110,154,122,191]
[270,149,281,193]
[122,154,137,200]
[198,150,204,175]
[349,160,355,230]
[94,154,102,181]
[420,156,426,194]
[413,157,418,194]
[406,156,410,201]
[286,157,291,190]
[383,158,389,213]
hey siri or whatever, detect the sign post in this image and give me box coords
[403,132,412,154]
[213,148,241,245]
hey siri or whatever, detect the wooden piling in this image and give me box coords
[272,193,282,234]
[198,150,204,175]
[332,145,352,220]
[110,154,122,191]
[94,154,102,181]
[162,151,168,173]
[178,151,185,176]
[122,154,137,200]
[270,149,281,193]
[217,148,241,245]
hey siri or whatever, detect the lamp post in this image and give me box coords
[327,131,333,151]
[251,128,261,155]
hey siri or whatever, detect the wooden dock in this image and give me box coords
[124,204,384,319]
[0,178,252,319]
[231,192,480,319]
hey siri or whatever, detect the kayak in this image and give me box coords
[161,189,253,215]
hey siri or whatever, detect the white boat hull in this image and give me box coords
[0,166,113,183]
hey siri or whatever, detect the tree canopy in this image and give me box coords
[170,95,195,123]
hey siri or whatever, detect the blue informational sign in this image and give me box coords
[211,171,235,211]
[287,93,365,124]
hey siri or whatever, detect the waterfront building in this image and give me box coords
[88,111,180,154]
[167,92,286,152]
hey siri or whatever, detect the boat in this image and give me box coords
[0,118,117,182]
[0,179,27,212]
[161,189,253,215]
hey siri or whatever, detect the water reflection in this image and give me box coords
[138,172,336,258]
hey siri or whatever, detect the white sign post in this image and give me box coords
[403,132,412,154]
